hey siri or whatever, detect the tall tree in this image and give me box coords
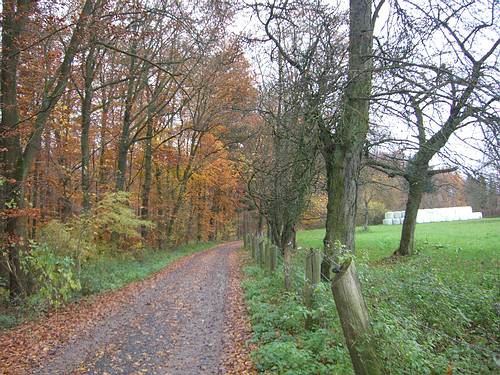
[0,0,100,298]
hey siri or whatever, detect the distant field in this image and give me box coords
[298,218,500,263]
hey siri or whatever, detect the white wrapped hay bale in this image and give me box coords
[471,212,483,220]
[392,218,401,225]
[385,212,394,220]
[383,219,393,225]
[434,209,445,222]
[441,207,454,221]
[456,206,473,220]
[393,212,401,219]
[426,209,437,222]
[399,211,405,219]
[416,209,429,222]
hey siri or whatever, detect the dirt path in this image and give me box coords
[1,242,255,375]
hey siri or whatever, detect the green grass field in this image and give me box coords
[298,218,500,262]
[244,219,500,374]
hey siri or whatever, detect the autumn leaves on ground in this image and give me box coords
[0,243,256,375]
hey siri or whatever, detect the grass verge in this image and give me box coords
[243,219,499,374]
[0,242,217,330]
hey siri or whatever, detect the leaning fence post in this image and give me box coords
[331,258,381,375]
[304,248,322,330]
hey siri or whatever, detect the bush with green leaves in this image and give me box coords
[20,243,81,308]
[39,216,95,273]
[93,192,154,251]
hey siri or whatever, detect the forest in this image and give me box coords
[0,0,499,374]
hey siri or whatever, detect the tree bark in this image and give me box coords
[81,45,97,212]
[115,42,138,191]
[97,94,109,199]
[0,0,31,299]
[320,0,374,280]
[398,173,426,255]
[140,109,153,238]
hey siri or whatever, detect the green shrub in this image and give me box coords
[20,243,81,308]
[93,192,154,251]
[0,314,19,329]
[252,341,316,374]
[39,217,96,273]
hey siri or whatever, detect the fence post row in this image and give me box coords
[243,234,280,277]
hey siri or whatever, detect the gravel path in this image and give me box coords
[30,242,241,375]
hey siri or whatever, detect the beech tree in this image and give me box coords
[0,0,254,297]
[0,0,102,298]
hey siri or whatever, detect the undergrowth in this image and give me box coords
[0,242,216,330]
[243,219,499,374]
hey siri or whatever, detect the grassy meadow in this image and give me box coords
[243,219,500,374]
[298,218,500,262]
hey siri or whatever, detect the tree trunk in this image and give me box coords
[320,0,374,280]
[140,106,154,238]
[321,149,361,279]
[81,45,97,212]
[0,0,32,300]
[165,185,187,241]
[398,176,425,256]
[283,244,292,291]
[325,0,382,372]
[155,164,167,249]
[363,198,369,231]
[115,44,138,191]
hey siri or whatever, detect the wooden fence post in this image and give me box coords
[331,259,381,375]
[258,238,265,268]
[304,249,322,330]
[269,244,277,272]
[264,241,270,272]
[251,236,257,260]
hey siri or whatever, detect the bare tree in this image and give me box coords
[370,0,499,256]
[246,52,319,290]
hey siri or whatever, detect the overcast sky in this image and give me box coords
[229,0,499,174]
